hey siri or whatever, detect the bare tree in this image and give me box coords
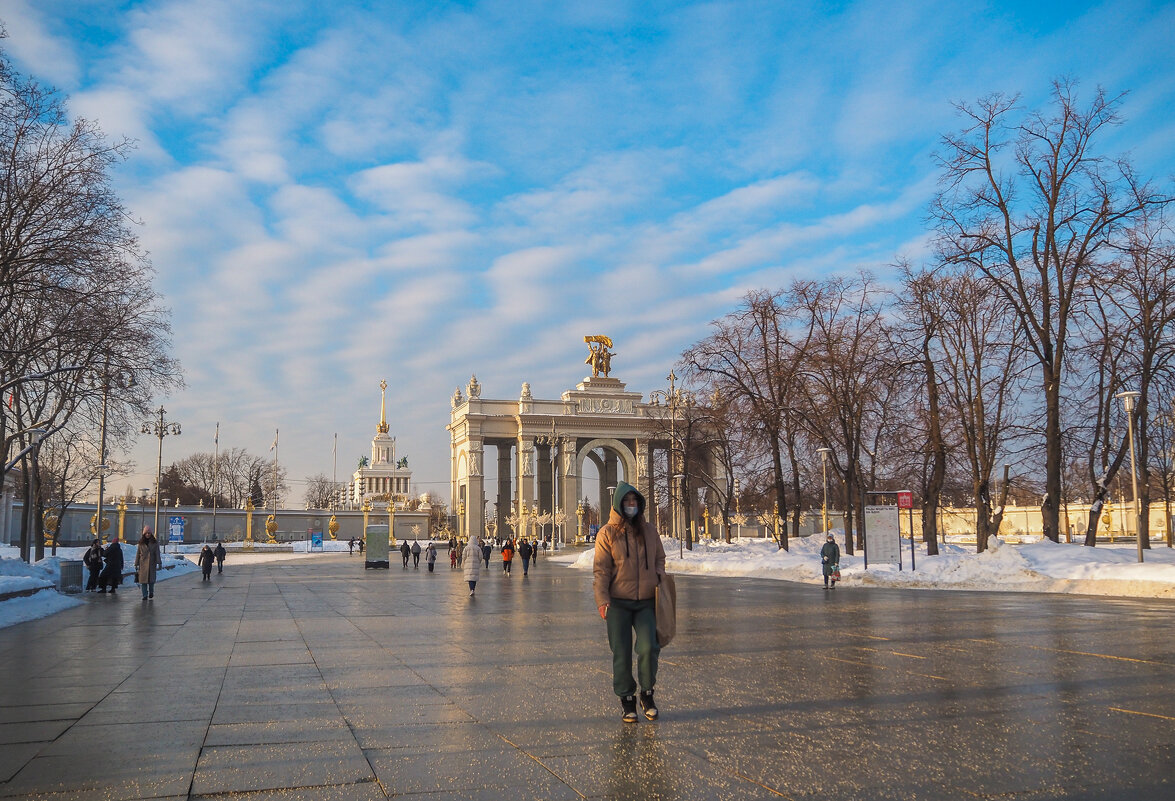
[1104,225,1175,547]
[0,47,179,559]
[791,273,893,554]
[304,473,336,509]
[933,80,1169,541]
[684,289,816,550]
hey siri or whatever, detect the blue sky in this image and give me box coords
[3,0,1174,503]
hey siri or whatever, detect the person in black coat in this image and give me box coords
[83,539,103,592]
[98,536,124,594]
[481,541,492,569]
[518,538,533,576]
[213,541,227,573]
[820,534,841,589]
[400,541,410,567]
[198,545,215,581]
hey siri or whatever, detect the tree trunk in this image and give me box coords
[1041,373,1063,542]
[841,470,854,556]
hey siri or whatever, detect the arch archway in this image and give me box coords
[576,438,636,526]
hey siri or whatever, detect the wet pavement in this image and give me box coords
[0,550,1171,800]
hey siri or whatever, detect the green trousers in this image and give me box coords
[605,597,659,697]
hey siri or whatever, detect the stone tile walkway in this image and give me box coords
[0,551,1172,799]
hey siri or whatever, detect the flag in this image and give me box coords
[214,422,219,446]
[270,429,278,451]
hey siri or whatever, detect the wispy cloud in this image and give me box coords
[3,0,1171,499]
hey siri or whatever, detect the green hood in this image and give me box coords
[611,481,646,517]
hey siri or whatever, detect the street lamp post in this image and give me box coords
[1117,391,1144,563]
[92,366,134,545]
[651,371,692,553]
[534,422,560,550]
[142,406,181,549]
[733,478,741,539]
[816,448,832,534]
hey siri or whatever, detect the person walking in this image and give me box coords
[532,539,539,565]
[198,545,214,581]
[481,540,492,569]
[348,537,355,555]
[518,538,533,577]
[83,538,103,592]
[450,544,458,570]
[463,535,482,596]
[98,535,124,594]
[134,528,163,599]
[411,539,421,568]
[820,533,841,589]
[400,540,410,567]
[213,541,226,574]
[502,539,514,574]
[593,481,666,723]
[426,542,438,573]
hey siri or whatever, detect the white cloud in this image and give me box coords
[350,156,489,231]
[0,0,80,86]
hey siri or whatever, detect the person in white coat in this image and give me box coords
[463,536,482,596]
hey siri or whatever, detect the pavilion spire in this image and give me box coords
[377,379,389,434]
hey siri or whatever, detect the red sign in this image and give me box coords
[897,491,913,510]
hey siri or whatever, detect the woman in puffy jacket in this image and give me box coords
[593,481,666,723]
[463,536,482,596]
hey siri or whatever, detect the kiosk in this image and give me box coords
[364,523,390,569]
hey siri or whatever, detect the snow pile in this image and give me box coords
[0,553,58,595]
[566,533,1175,599]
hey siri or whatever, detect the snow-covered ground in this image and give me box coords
[0,544,198,630]
[562,533,1175,599]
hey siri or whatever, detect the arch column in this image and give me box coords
[497,444,512,534]
[559,436,577,544]
[465,439,485,540]
[516,437,535,516]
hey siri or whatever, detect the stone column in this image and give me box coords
[497,444,512,534]
[466,439,485,540]
[634,439,652,504]
[517,438,535,515]
[537,443,552,517]
[587,451,607,521]
[604,451,619,509]
[559,437,578,545]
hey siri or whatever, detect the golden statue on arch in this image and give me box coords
[584,335,615,377]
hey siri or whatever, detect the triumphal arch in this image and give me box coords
[447,336,701,541]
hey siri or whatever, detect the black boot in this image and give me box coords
[620,695,638,723]
[639,690,658,721]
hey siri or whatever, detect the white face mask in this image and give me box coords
[623,504,639,518]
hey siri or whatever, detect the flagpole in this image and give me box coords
[272,428,279,526]
[332,432,337,511]
[212,422,219,541]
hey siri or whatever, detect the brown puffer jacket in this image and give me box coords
[593,482,666,608]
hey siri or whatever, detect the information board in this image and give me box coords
[168,515,185,543]
[864,505,901,567]
[310,531,323,552]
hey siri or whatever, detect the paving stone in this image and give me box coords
[0,553,1171,800]
[190,740,374,795]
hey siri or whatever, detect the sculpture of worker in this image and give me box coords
[585,335,615,378]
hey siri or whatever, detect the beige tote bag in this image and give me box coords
[655,573,677,647]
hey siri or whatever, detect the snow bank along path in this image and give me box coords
[0,544,199,630]
[566,533,1175,600]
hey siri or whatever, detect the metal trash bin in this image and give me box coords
[58,560,84,594]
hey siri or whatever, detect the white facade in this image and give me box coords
[347,382,412,508]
